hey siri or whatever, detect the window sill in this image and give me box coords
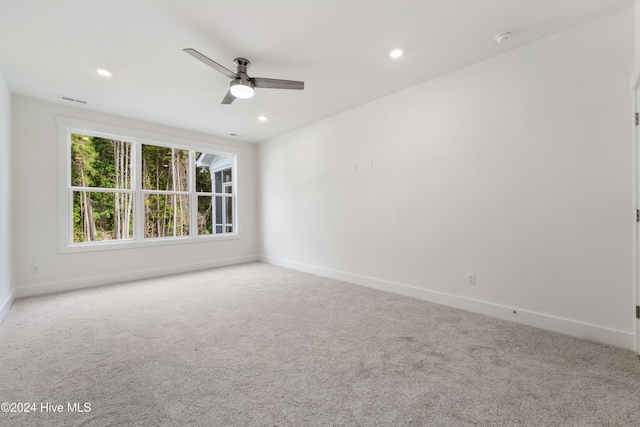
[59,233,240,254]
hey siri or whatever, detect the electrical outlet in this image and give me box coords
[31,265,40,274]
[466,273,475,285]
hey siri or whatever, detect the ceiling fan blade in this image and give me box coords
[252,77,304,90]
[183,48,238,80]
[221,90,236,104]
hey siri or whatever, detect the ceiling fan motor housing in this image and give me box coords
[234,58,251,71]
[229,57,254,98]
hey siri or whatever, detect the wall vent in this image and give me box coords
[59,96,87,105]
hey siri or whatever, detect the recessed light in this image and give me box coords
[96,68,112,77]
[258,116,268,122]
[389,49,403,58]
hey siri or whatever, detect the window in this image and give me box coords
[71,134,134,242]
[59,117,238,252]
[195,152,234,235]
[141,144,190,238]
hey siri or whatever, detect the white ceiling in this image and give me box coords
[0,0,633,143]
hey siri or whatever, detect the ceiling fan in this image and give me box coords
[183,48,305,104]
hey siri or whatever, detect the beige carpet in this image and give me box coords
[0,262,639,426]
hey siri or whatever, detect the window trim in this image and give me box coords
[57,116,242,254]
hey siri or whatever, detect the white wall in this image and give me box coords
[634,2,640,86]
[12,96,258,296]
[632,0,640,355]
[258,9,635,348]
[0,69,12,322]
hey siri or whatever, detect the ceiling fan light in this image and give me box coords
[230,80,255,99]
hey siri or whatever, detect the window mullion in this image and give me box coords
[189,150,196,237]
[134,140,144,241]
[67,187,74,246]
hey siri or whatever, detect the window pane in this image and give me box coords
[197,196,213,235]
[214,172,222,193]
[195,153,212,193]
[71,134,132,189]
[214,196,223,228]
[198,195,234,235]
[223,169,232,183]
[195,153,233,193]
[225,196,233,226]
[211,196,234,234]
[142,145,189,191]
[72,191,133,242]
[144,194,189,238]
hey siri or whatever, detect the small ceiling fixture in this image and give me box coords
[258,116,268,122]
[96,68,112,77]
[495,31,514,43]
[389,49,403,58]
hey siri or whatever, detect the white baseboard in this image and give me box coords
[260,255,634,351]
[0,294,14,325]
[14,255,259,298]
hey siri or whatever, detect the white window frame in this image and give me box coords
[57,116,241,253]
